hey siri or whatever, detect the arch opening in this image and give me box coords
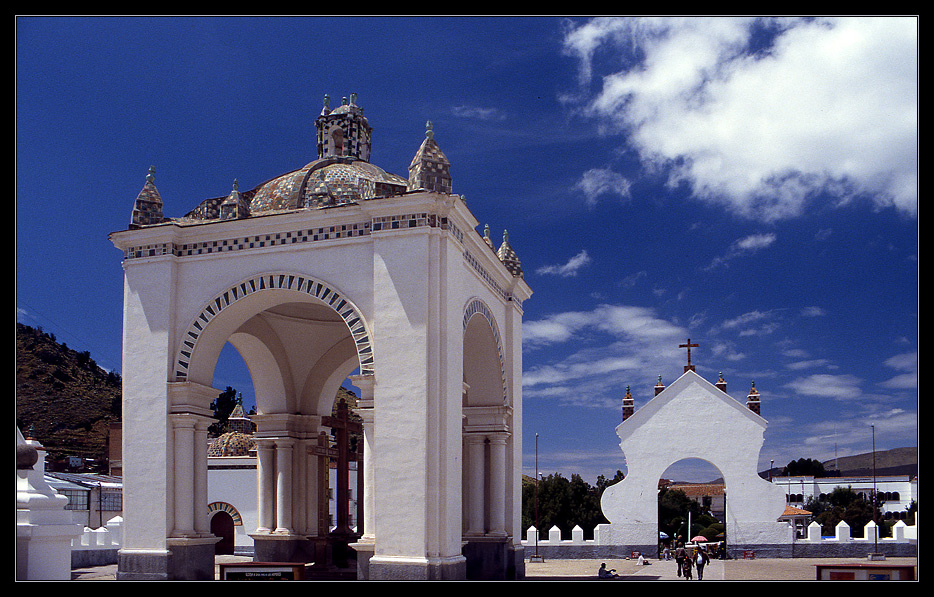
[658,458,726,553]
[176,272,374,413]
[185,273,372,567]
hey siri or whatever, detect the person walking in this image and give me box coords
[681,549,693,580]
[694,547,708,580]
[674,543,686,577]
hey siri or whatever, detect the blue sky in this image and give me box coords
[17,16,917,484]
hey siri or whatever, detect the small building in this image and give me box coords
[779,505,812,539]
[44,472,124,529]
[668,482,726,522]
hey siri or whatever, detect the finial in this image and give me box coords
[503,229,509,243]
[232,179,239,192]
[341,96,348,105]
[484,223,490,236]
[426,120,434,139]
[146,165,155,184]
[350,92,357,105]
[323,93,330,109]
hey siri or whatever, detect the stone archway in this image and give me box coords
[461,298,514,579]
[176,272,373,565]
[174,272,374,388]
[600,371,791,557]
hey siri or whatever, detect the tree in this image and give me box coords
[209,386,241,436]
[595,470,625,492]
[521,472,609,540]
[810,486,884,538]
[658,487,703,542]
[781,457,827,477]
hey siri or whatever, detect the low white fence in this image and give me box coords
[520,519,917,559]
[71,516,123,568]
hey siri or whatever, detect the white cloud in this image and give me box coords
[734,232,777,251]
[785,359,831,371]
[786,373,863,400]
[718,309,781,336]
[880,351,917,390]
[450,104,506,121]
[573,168,632,206]
[536,249,592,277]
[563,16,918,221]
[523,304,688,397]
[706,232,777,270]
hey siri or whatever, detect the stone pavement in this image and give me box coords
[72,555,917,581]
[524,556,918,581]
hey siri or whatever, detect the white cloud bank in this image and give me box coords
[563,16,917,221]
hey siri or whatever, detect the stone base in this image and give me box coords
[118,538,217,581]
[117,549,170,581]
[368,554,467,581]
[350,539,375,579]
[510,543,526,579]
[252,532,359,577]
[463,536,516,580]
[252,533,316,564]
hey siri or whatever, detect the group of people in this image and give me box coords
[673,543,709,580]
[597,540,716,580]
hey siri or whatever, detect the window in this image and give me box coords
[100,491,123,511]
[62,489,89,511]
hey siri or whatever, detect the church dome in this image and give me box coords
[208,431,256,457]
[247,156,409,214]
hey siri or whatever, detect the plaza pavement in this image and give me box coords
[71,554,917,581]
[523,555,918,581]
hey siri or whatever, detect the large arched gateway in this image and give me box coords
[110,95,531,580]
[601,370,791,557]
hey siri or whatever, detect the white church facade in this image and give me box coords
[110,94,531,580]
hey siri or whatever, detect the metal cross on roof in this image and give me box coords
[679,338,698,372]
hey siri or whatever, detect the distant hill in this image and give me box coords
[16,323,121,466]
[822,446,917,478]
[755,446,918,482]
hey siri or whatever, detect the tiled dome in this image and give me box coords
[208,431,256,457]
[247,157,408,214]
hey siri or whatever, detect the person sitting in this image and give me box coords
[598,563,619,578]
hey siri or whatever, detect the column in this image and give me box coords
[466,434,486,535]
[488,434,508,536]
[193,419,210,535]
[350,374,376,541]
[275,438,294,533]
[300,438,316,537]
[292,436,310,536]
[255,439,276,533]
[171,415,196,536]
